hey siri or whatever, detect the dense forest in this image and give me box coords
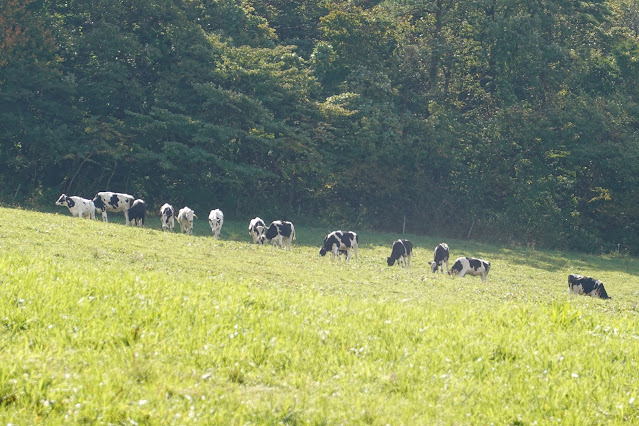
[2,0,639,253]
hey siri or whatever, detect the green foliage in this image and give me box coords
[2,0,639,254]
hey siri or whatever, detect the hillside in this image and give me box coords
[1,207,638,423]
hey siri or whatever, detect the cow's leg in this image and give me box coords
[481,272,487,282]
[407,255,411,267]
[102,211,108,222]
[354,247,358,262]
[124,210,131,226]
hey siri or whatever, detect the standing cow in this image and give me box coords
[128,199,147,227]
[208,209,224,239]
[177,207,197,235]
[568,274,611,299]
[387,239,412,267]
[430,243,450,273]
[449,257,491,281]
[92,191,135,225]
[320,230,359,261]
[264,220,296,250]
[160,203,175,232]
[55,194,96,219]
[248,217,266,244]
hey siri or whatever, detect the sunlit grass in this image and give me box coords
[1,207,639,423]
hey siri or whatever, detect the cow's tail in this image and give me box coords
[292,225,296,241]
[485,262,491,274]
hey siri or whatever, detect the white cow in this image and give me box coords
[264,220,296,250]
[248,217,266,244]
[55,194,95,219]
[448,257,491,281]
[177,207,197,235]
[208,209,224,239]
[160,203,175,232]
[320,230,359,261]
[92,191,135,224]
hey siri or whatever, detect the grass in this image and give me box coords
[1,206,639,424]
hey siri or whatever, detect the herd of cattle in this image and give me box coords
[55,191,612,300]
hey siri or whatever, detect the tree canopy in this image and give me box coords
[2,0,638,253]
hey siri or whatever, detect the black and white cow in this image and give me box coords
[128,199,147,227]
[248,217,266,244]
[160,203,175,232]
[320,230,359,261]
[449,257,491,281]
[55,194,96,219]
[387,239,413,267]
[264,220,296,250]
[430,243,450,273]
[208,209,224,239]
[568,274,611,299]
[92,191,135,225]
[177,206,197,235]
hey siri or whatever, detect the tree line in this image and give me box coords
[2,0,639,253]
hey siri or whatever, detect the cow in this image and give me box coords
[55,194,95,219]
[248,217,266,244]
[264,220,296,250]
[128,199,147,227]
[387,239,412,267]
[430,243,450,273]
[319,230,359,261]
[568,274,611,299]
[449,257,491,281]
[208,209,224,239]
[92,191,135,225]
[177,207,197,235]
[160,203,175,232]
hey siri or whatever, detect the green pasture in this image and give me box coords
[1,207,638,424]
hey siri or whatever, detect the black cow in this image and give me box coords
[568,274,611,299]
[387,239,413,267]
[128,199,147,227]
[449,257,491,281]
[320,230,359,261]
[430,243,449,273]
[264,220,296,250]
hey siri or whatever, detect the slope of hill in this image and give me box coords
[1,207,638,423]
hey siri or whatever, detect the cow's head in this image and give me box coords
[429,261,438,273]
[387,257,396,266]
[319,247,327,256]
[597,286,611,300]
[55,194,68,206]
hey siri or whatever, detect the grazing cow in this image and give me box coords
[387,239,413,267]
[430,243,450,273]
[449,257,491,281]
[55,194,96,219]
[320,230,359,261]
[248,217,266,244]
[128,199,147,227]
[264,220,296,250]
[92,191,135,225]
[208,209,224,239]
[160,203,175,232]
[177,207,197,235]
[568,274,611,299]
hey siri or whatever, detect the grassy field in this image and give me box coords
[1,206,639,424]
